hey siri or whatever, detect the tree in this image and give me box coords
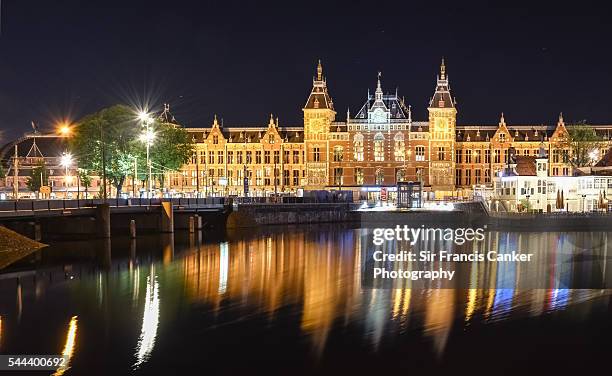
[133,121,193,189]
[78,169,93,199]
[26,162,49,192]
[562,122,605,168]
[70,104,194,197]
[70,105,140,197]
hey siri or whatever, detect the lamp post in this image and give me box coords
[138,112,155,198]
[60,152,73,199]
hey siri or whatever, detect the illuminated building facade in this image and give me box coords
[2,60,612,199]
[174,60,612,197]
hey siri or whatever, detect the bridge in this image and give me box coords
[0,198,230,240]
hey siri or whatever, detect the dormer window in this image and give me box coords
[269,134,275,144]
[499,133,506,142]
[213,135,219,145]
[313,98,320,109]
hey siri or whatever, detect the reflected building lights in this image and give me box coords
[132,266,140,308]
[53,316,78,376]
[219,242,229,294]
[133,272,160,369]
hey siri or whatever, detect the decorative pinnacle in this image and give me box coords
[317,59,323,81]
[440,58,446,80]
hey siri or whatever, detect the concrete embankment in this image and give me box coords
[226,203,359,228]
[226,201,490,228]
[488,213,612,231]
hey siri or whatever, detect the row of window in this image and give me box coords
[191,150,304,165]
[455,169,492,185]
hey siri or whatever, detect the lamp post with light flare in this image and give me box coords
[60,152,73,199]
[138,112,155,198]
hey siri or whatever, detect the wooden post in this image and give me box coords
[95,203,111,238]
[195,214,202,230]
[129,220,136,238]
[160,201,174,233]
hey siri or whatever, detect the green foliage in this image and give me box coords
[133,121,193,184]
[70,105,141,195]
[70,104,193,196]
[564,122,605,168]
[26,162,49,192]
[78,169,93,198]
[0,163,5,179]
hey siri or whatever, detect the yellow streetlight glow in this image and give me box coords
[58,123,72,136]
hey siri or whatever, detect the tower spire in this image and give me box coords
[375,71,383,101]
[317,59,323,81]
[440,57,446,80]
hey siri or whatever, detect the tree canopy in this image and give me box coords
[70,104,193,196]
[26,162,49,192]
[563,122,605,168]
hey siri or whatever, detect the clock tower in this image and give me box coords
[303,60,336,188]
[428,58,457,192]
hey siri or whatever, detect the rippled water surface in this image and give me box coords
[0,225,610,375]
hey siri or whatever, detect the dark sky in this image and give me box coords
[1,1,611,140]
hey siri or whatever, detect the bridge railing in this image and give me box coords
[0,197,227,212]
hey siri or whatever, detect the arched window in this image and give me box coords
[353,133,364,161]
[394,133,405,162]
[374,133,385,162]
[333,146,344,162]
[375,168,384,185]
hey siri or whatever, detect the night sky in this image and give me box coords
[1,1,611,141]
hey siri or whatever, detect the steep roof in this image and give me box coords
[594,148,612,167]
[303,60,335,111]
[515,156,537,176]
[429,58,456,109]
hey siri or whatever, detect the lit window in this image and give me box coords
[415,146,425,161]
[353,133,364,161]
[394,133,405,162]
[333,146,343,162]
[374,133,385,161]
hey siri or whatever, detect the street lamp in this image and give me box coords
[60,152,73,199]
[57,122,72,137]
[138,111,155,198]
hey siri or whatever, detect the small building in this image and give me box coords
[492,147,612,212]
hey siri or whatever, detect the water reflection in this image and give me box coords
[0,226,610,373]
[134,267,160,369]
[53,316,77,376]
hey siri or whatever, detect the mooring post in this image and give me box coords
[160,201,174,233]
[129,219,136,238]
[189,216,195,233]
[34,223,42,242]
[95,203,111,238]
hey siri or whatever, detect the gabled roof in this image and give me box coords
[158,103,179,125]
[353,93,411,120]
[594,148,612,168]
[515,156,537,176]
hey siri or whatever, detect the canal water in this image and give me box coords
[0,225,610,375]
